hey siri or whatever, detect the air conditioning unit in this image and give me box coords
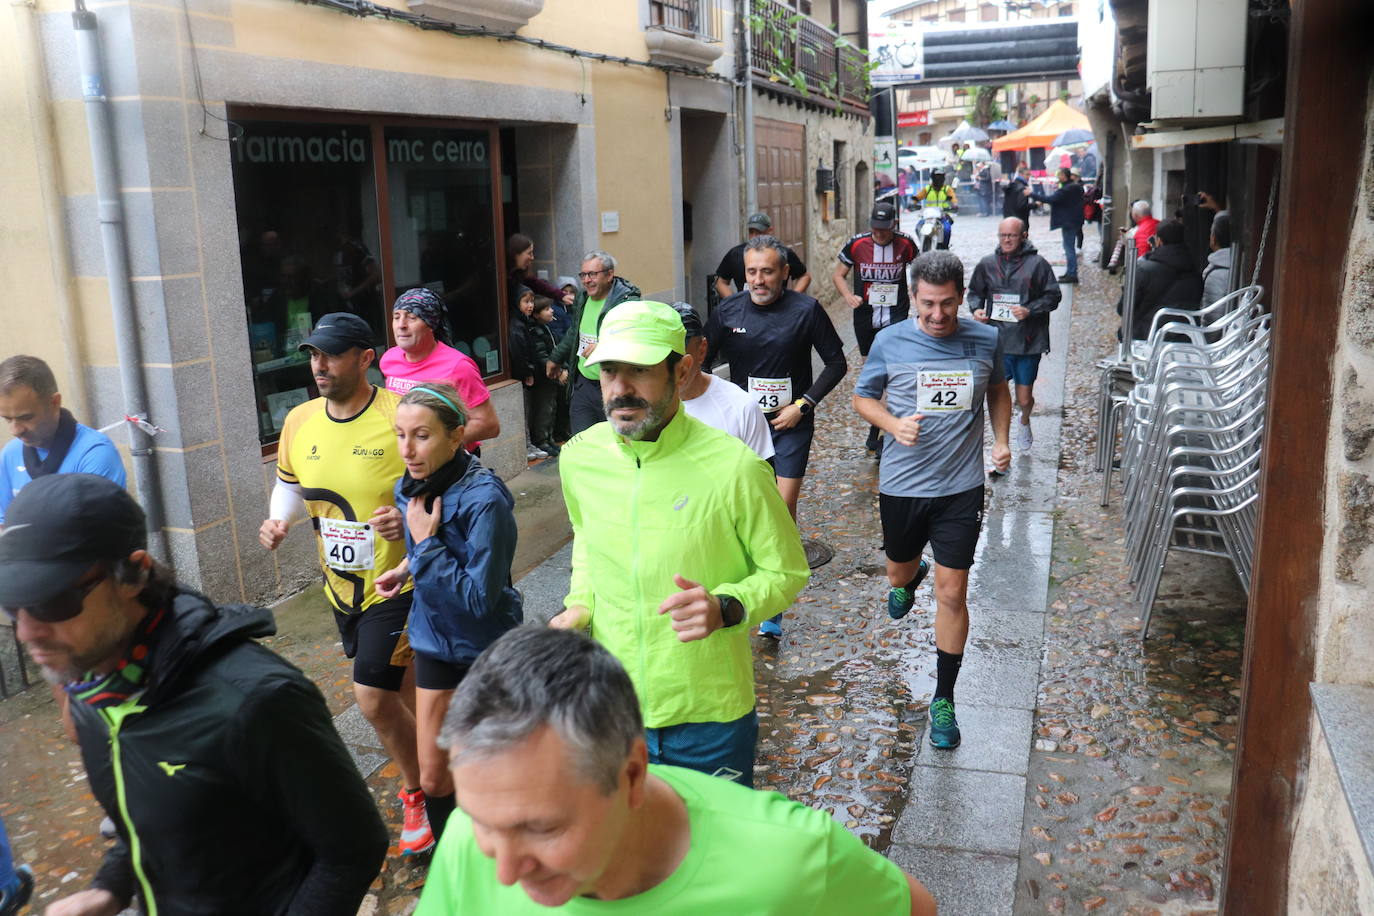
[1145,0,1247,121]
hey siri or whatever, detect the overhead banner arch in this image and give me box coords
[872,19,1079,89]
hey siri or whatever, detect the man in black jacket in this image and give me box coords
[1027,168,1086,282]
[2,474,387,916]
[1001,162,1032,225]
[1119,219,1204,340]
[968,218,1062,457]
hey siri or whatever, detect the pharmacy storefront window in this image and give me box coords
[231,119,385,443]
[383,125,503,376]
[230,113,505,445]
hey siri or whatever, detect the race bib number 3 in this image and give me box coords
[319,518,375,572]
[990,293,1021,323]
[916,369,975,412]
[749,376,793,412]
[868,282,900,308]
[577,334,597,358]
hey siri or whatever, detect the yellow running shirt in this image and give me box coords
[276,386,410,613]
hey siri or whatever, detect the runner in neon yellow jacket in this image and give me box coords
[551,301,809,779]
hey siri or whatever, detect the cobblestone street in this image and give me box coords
[0,212,1246,915]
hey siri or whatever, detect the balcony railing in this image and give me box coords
[749,0,869,112]
[650,0,722,43]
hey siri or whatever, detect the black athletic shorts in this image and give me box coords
[413,652,471,691]
[333,594,414,691]
[879,485,985,570]
[768,414,815,479]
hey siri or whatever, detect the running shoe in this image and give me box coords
[987,466,1007,478]
[540,440,562,457]
[526,444,550,461]
[759,615,783,639]
[1017,423,1033,452]
[0,865,33,916]
[887,557,931,620]
[398,787,435,856]
[928,697,961,749]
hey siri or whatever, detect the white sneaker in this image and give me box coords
[1017,423,1033,451]
[527,444,550,460]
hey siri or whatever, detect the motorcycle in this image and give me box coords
[915,204,951,252]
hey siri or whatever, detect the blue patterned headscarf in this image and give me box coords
[392,287,452,344]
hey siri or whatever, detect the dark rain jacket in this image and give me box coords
[1119,242,1205,340]
[395,457,523,665]
[966,241,1062,356]
[74,591,386,915]
[548,275,642,369]
[1002,176,1032,222]
[1029,180,1086,232]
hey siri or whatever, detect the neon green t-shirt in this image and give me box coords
[414,765,911,915]
[577,296,608,380]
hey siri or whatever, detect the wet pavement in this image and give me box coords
[0,211,1246,915]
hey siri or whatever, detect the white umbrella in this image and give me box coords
[946,121,990,143]
[960,146,992,162]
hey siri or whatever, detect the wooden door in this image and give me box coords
[755,117,806,264]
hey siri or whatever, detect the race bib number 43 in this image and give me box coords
[990,293,1021,323]
[916,369,975,412]
[319,518,375,572]
[749,376,793,412]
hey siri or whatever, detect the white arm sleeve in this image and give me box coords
[269,478,307,524]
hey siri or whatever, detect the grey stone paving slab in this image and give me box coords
[912,704,1034,776]
[887,845,1018,916]
[969,512,1054,616]
[936,651,1041,711]
[346,748,389,780]
[516,543,572,624]
[1312,683,1374,874]
[333,703,383,749]
[893,765,1026,855]
[969,607,1047,660]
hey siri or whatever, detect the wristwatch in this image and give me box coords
[793,397,813,415]
[716,594,745,628]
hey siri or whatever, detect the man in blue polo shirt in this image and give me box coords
[0,355,125,523]
[852,251,1012,750]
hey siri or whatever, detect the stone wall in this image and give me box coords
[1286,77,1374,907]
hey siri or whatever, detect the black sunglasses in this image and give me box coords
[1,567,109,624]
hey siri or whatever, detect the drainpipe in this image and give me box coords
[741,0,757,217]
[12,0,88,420]
[72,1,167,560]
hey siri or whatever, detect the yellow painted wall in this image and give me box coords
[0,5,99,426]
[590,66,675,295]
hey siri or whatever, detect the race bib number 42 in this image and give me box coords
[916,369,975,412]
[990,293,1021,323]
[319,518,375,572]
[749,376,793,412]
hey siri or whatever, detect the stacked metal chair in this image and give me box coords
[1096,272,1269,637]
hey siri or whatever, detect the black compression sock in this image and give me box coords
[424,792,456,839]
[934,649,964,702]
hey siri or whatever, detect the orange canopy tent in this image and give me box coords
[991,100,1091,152]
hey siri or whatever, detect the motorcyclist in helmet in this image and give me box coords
[914,168,957,249]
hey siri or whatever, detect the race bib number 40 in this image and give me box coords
[916,369,975,412]
[319,518,375,572]
[990,293,1021,323]
[749,376,793,412]
[868,282,900,308]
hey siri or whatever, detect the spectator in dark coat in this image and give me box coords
[1002,163,1032,225]
[1118,220,1204,340]
[1202,211,1233,307]
[1027,168,1086,282]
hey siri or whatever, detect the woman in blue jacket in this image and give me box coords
[376,383,522,845]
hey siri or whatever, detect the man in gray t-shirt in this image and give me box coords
[853,251,1012,751]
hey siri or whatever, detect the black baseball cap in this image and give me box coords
[668,301,704,339]
[871,202,898,229]
[298,312,375,355]
[0,474,147,607]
